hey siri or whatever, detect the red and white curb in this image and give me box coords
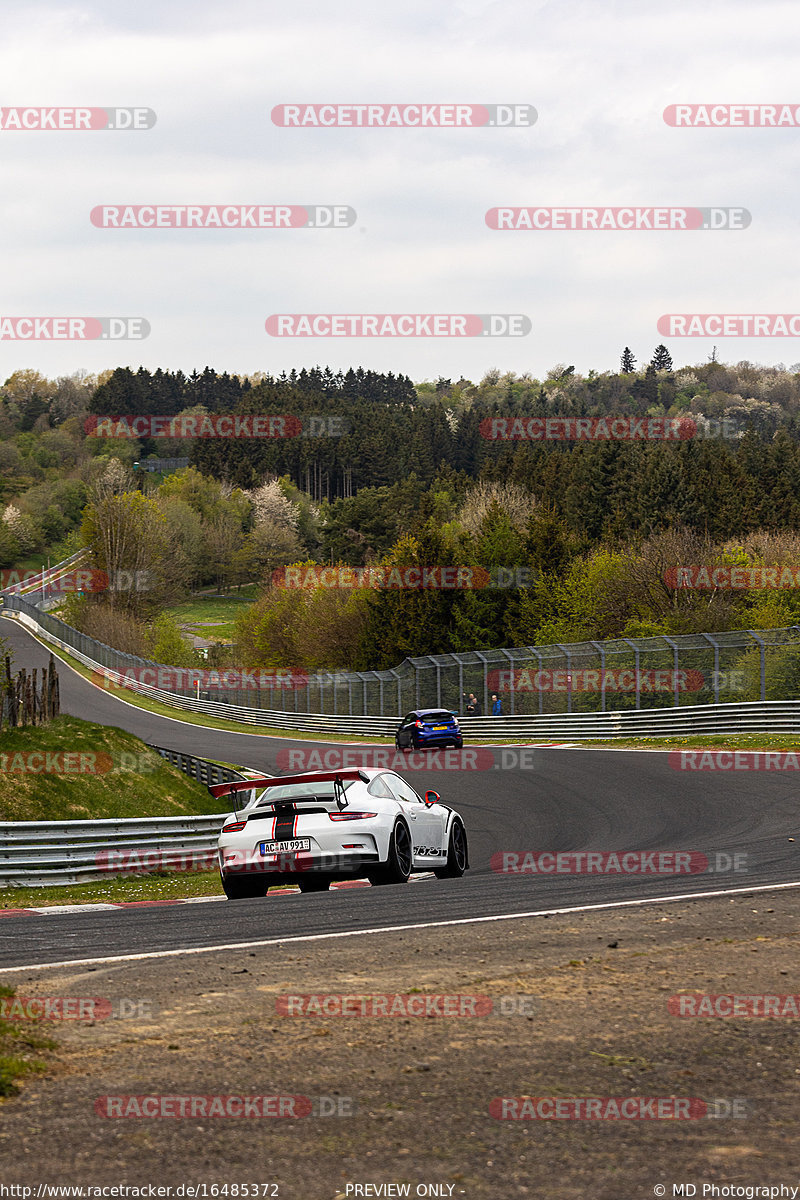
[0,874,435,916]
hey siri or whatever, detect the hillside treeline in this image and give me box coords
[4,358,800,669]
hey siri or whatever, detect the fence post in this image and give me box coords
[662,635,680,708]
[557,645,573,714]
[475,650,489,715]
[498,649,514,715]
[621,638,641,710]
[589,640,606,713]
[747,630,765,702]
[527,647,544,714]
[702,633,721,704]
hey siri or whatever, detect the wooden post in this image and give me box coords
[4,657,13,726]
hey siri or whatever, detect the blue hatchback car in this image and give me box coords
[395,708,463,751]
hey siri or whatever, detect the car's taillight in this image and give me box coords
[415,720,423,728]
[222,819,247,832]
[328,812,378,821]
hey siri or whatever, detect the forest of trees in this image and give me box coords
[5,355,800,670]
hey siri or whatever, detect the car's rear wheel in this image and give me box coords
[434,819,468,878]
[220,871,268,899]
[368,819,412,885]
[298,875,331,892]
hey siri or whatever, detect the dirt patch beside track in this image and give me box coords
[1,890,799,1198]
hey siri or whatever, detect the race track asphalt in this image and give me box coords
[1,615,798,969]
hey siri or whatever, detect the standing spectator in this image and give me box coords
[465,693,476,716]
[491,692,503,716]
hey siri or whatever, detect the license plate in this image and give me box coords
[260,838,311,855]
[432,725,447,731]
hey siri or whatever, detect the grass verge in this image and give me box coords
[0,870,225,909]
[0,715,226,821]
[0,986,57,1098]
[541,733,800,750]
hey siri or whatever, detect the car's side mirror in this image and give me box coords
[424,790,440,807]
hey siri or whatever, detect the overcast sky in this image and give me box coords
[1,0,799,387]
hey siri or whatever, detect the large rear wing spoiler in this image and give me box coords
[209,776,274,800]
[210,768,370,814]
[209,768,370,800]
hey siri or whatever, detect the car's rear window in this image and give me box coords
[422,711,456,723]
[249,779,358,807]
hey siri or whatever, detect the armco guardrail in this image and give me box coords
[146,744,248,790]
[0,748,253,889]
[0,813,230,888]
[1,550,87,607]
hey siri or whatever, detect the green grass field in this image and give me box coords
[165,589,258,641]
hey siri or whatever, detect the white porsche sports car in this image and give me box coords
[210,767,469,899]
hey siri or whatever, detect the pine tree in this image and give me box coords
[651,345,674,371]
[620,348,636,374]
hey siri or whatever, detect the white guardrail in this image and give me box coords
[0,748,255,888]
[0,813,229,888]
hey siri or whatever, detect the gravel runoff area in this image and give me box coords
[0,889,798,1199]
